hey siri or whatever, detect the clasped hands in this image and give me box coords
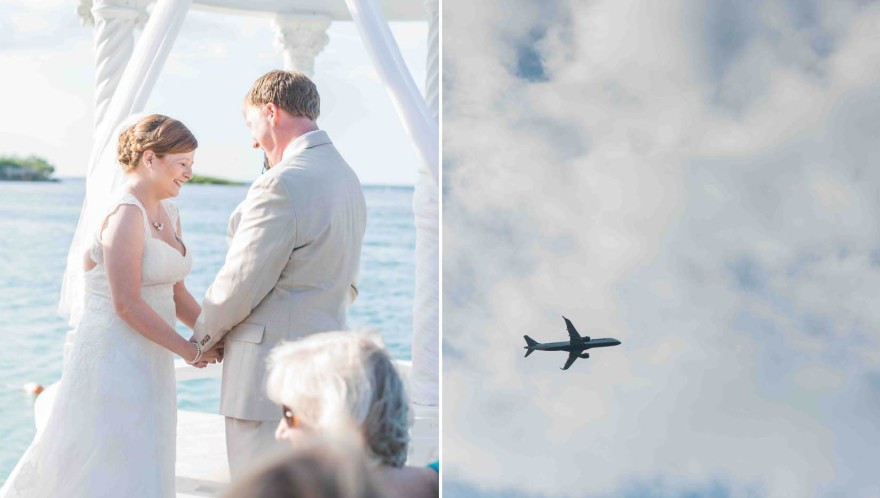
[188,338,224,369]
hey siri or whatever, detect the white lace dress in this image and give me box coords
[1,193,192,497]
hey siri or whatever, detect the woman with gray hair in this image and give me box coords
[266,330,438,498]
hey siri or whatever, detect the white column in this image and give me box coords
[273,14,332,76]
[80,0,151,128]
[66,0,148,363]
[410,0,440,412]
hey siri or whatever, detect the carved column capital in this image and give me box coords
[273,13,332,76]
[79,0,151,28]
[77,0,95,26]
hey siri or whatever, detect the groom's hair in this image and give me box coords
[246,70,320,122]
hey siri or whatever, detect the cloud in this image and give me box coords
[443,1,880,497]
[0,2,87,50]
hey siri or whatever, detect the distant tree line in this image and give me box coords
[0,155,56,181]
[0,155,241,184]
[188,174,244,185]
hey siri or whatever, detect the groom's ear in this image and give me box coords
[265,103,278,126]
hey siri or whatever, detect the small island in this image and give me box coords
[1,155,243,185]
[188,175,244,185]
[0,155,57,181]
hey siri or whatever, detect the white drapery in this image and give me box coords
[343,0,439,185]
[344,0,440,408]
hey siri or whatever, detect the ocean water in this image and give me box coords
[0,179,416,482]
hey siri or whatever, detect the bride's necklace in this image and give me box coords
[128,189,164,231]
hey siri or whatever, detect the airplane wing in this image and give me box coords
[561,352,578,370]
[563,316,583,344]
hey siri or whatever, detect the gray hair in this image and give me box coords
[267,330,410,467]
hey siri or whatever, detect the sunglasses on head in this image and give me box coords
[282,405,299,428]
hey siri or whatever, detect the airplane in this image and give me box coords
[523,316,621,370]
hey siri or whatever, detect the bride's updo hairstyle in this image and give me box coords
[117,114,198,173]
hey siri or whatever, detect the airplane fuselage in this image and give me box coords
[531,338,621,353]
[524,317,622,369]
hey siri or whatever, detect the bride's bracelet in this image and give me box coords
[187,341,203,365]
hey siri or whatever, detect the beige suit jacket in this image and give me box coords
[193,130,367,421]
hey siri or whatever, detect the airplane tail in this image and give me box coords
[523,335,537,357]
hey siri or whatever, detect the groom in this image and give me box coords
[192,70,367,476]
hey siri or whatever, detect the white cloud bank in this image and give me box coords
[443,1,880,496]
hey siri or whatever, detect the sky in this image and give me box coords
[0,0,427,184]
[443,1,880,497]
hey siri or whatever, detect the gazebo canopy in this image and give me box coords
[189,0,426,19]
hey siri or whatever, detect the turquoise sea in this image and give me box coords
[0,179,416,482]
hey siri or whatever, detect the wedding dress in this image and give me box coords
[1,192,192,497]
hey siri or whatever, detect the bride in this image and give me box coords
[0,114,222,497]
